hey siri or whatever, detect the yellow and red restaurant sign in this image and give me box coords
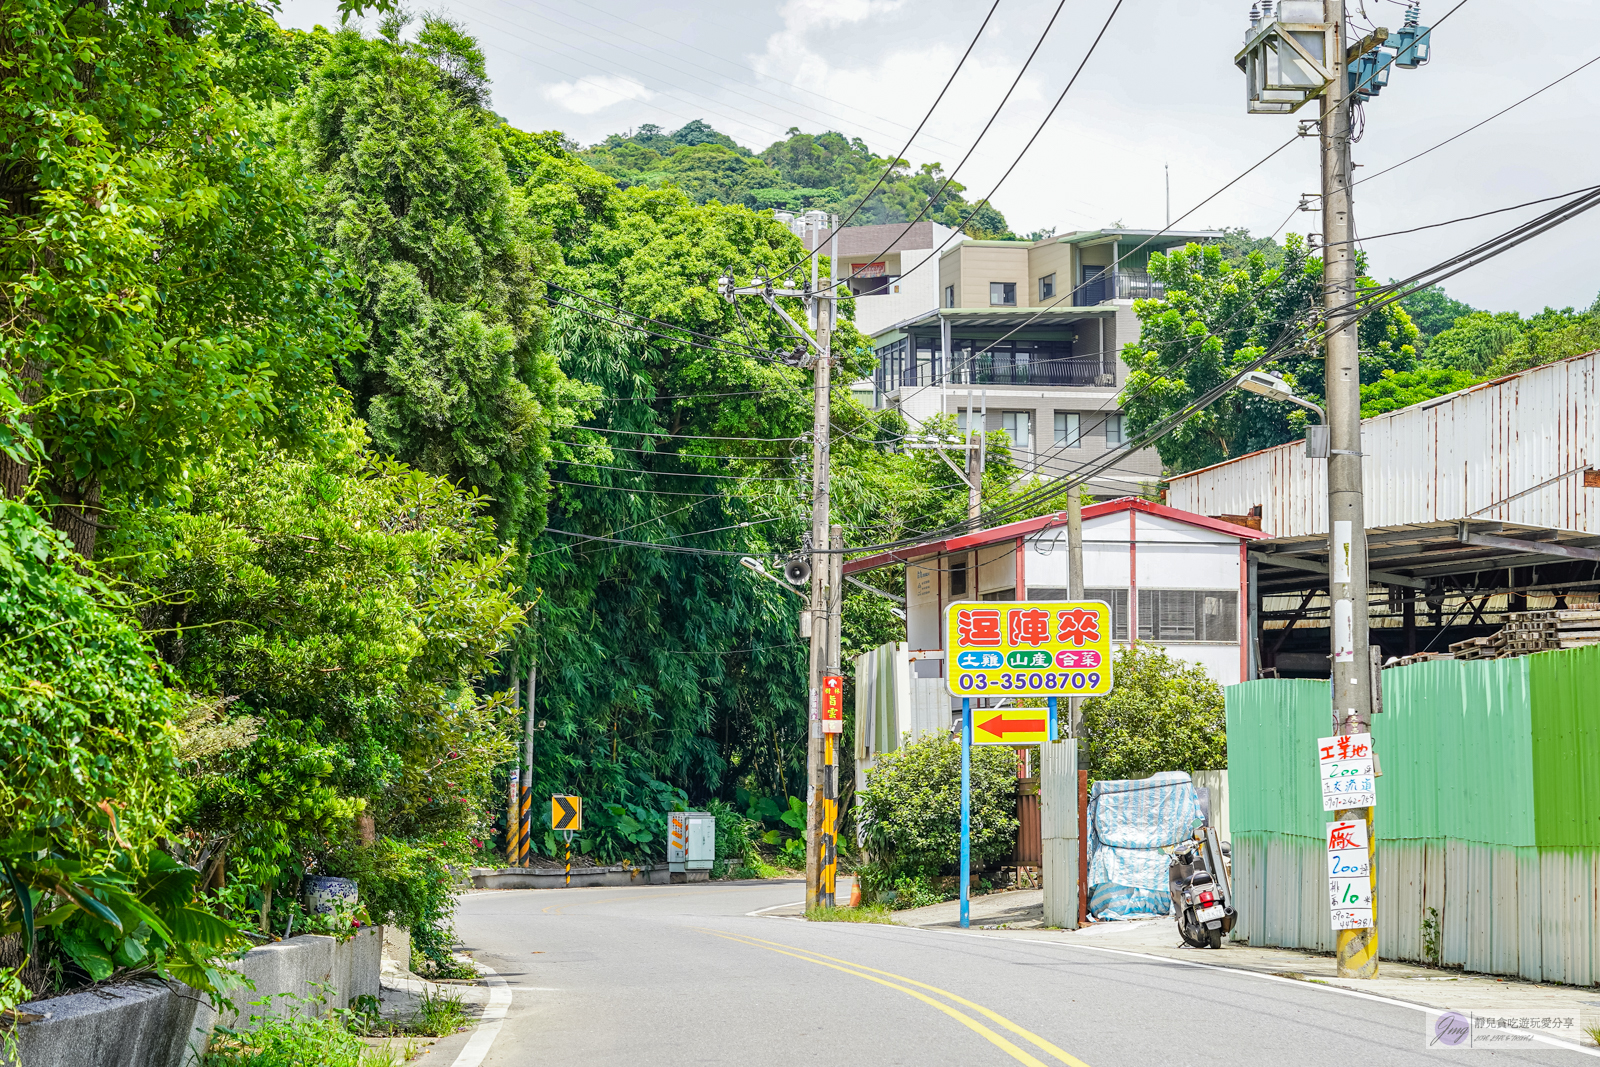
[945,601,1114,700]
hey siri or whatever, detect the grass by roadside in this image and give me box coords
[805,904,895,924]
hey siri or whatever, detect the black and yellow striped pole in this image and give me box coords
[551,795,582,886]
[820,732,837,905]
[517,784,532,866]
[1336,807,1379,977]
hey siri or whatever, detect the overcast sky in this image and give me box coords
[275,0,1600,316]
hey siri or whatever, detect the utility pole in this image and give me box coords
[523,660,537,868]
[1040,491,1086,929]
[1321,0,1378,980]
[721,212,837,910]
[805,215,837,910]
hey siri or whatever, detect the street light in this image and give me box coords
[1237,370,1330,458]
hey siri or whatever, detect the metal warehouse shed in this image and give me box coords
[1166,350,1600,677]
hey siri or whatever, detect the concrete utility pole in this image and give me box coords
[721,213,837,909]
[803,215,837,911]
[1040,492,1086,928]
[524,661,537,867]
[1321,0,1379,979]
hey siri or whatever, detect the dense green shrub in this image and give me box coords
[0,500,178,852]
[331,837,462,968]
[1079,644,1226,781]
[858,733,1017,877]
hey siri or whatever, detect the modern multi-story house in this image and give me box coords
[791,217,1221,496]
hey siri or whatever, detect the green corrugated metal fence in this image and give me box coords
[1226,647,1600,983]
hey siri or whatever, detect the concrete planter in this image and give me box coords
[469,862,676,889]
[7,926,382,1067]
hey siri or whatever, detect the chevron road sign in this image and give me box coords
[551,794,583,832]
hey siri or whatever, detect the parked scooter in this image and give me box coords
[1167,824,1236,949]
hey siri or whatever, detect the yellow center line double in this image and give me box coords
[705,930,1092,1067]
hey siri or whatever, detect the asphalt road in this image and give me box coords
[454,882,1591,1066]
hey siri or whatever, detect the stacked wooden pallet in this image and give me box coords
[1448,633,1505,660]
[1387,652,1454,668]
[1498,609,1600,653]
[1388,610,1600,668]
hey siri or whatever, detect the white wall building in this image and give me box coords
[845,498,1263,690]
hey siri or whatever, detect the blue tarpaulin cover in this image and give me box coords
[1087,772,1203,920]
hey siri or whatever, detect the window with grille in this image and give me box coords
[1136,589,1238,642]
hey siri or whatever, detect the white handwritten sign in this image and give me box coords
[1318,734,1376,811]
[1326,818,1374,931]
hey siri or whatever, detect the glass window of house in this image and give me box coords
[1054,412,1080,447]
[956,409,969,434]
[949,559,968,596]
[945,285,956,308]
[1001,411,1031,449]
[1039,274,1056,301]
[989,282,1017,306]
[1104,413,1126,445]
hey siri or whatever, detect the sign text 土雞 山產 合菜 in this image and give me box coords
[945,601,1114,699]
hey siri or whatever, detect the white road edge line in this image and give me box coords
[956,931,1600,1059]
[747,900,806,916]
[449,962,512,1067]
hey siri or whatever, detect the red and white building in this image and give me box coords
[845,497,1263,688]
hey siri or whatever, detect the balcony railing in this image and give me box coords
[1071,269,1166,306]
[950,356,1106,387]
[878,355,1109,393]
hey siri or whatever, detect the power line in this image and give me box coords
[550,479,724,499]
[547,294,794,365]
[1355,52,1598,187]
[541,527,770,557]
[553,438,803,462]
[500,0,967,157]
[798,0,1089,294]
[557,459,802,482]
[775,0,1002,278]
[560,424,803,443]
[547,0,967,155]
[548,282,790,358]
[1324,183,1600,246]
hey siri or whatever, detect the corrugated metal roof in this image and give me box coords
[843,497,1262,575]
[1168,350,1600,538]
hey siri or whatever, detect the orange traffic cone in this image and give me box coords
[848,879,862,907]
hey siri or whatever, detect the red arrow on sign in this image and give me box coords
[978,715,1046,737]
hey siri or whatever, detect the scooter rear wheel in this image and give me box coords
[1205,927,1224,950]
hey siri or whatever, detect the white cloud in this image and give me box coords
[542,75,654,116]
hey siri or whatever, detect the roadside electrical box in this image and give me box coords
[667,811,716,881]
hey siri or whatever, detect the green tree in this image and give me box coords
[284,16,588,538]
[1120,237,1419,473]
[1398,284,1480,339]
[1360,366,1479,416]
[1,0,359,557]
[104,401,523,930]
[1079,645,1226,781]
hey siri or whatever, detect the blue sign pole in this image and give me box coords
[960,696,971,929]
[1048,695,1059,742]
